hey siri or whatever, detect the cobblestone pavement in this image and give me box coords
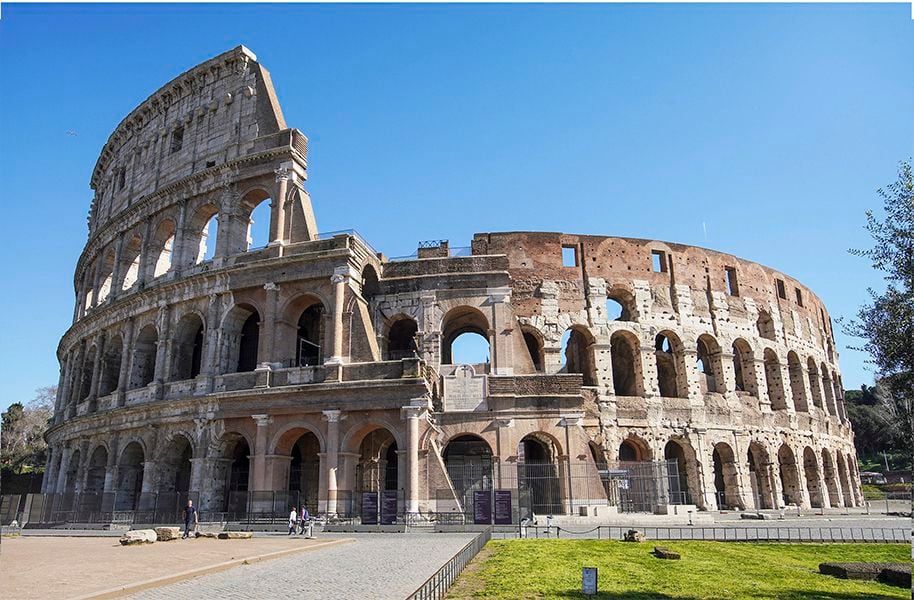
[129,533,477,600]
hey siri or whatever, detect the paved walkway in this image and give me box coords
[129,533,476,600]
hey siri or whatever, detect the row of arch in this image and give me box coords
[77,188,276,320]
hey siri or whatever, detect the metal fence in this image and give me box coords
[407,527,492,600]
[493,525,910,543]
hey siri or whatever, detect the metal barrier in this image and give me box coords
[493,525,910,543]
[407,527,492,600]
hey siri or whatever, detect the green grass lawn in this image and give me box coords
[447,540,910,599]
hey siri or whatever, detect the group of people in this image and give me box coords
[288,505,315,538]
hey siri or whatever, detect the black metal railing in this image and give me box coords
[407,527,492,600]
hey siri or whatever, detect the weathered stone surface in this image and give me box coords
[218,531,253,539]
[819,562,910,585]
[195,531,219,539]
[155,527,181,541]
[877,564,912,588]
[653,546,681,560]
[623,529,645,542]
[120,530,157,545]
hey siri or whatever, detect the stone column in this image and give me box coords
[171,200,188,275]
[403,401,427,515]
[271,166,291,245]
[260,283,280,364]
[489,289,513,375]
[559,413,584,514]
[56,446,72,494]
[141,461,157,493]
[116,318,134,405]
[138,217,153,287]
[153,305,171,387]
[250,414,273,491]
[201,293,222,390]
[87,333,106,405]
[753,357,772,413]
[103,439,119,493]
[109,233,126,303]
[189,458,205,493]
[327,267,350,364]
[42,449,57,494]
[90,257,104,310]
[322,410,343,516]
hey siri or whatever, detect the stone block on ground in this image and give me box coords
[195,531,219,538]
[877,564,912,588]
[623,529,645,542]
[119,529,157,545]
[819,562,908,582]
[218,531,253,539]
[652,546,681,560]
[155,527,181,541]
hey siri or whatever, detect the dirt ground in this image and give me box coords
[0,534,342,599]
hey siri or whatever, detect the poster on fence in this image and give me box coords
[380,490,398,525]
[494,490,512,524]
[473,490,492,524]
[361,492,378,525]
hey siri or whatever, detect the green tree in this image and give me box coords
[0,386,54,474]
[844,159,913,460]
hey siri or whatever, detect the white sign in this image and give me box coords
[444,365,487,411]
[582,567,598,595]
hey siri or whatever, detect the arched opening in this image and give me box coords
[295,303,324,366]
[288,432,321,513]
[560,326,597,386]
[218,435,251,516]
[747,443,774,509]
[129,324,158,389]
[836,453,854,507]
[116,442,145,511]
[238,313,259,372]
[171,313,205,381]
[221,304,260,374]
[787,352,809,412]
[655,332,685,398]
[356,428,399,495]
[618,437,650,462]
[150,219,176,279]
[84,446,108,493]
[806,358,823,408]
[444,435,494,512]
[186,204,219,265]
[712,443,742,510]
[98,334,123,397]
[696,335,723,394]
[611,331,641,396]
[821,364,837,416]
[820,449,841,507]
[387,317,419,361]
[120,234,143,291]
[78,347,96,402]
[757,310,776,341]
[157,435,193,500]
[245,198,272,250]
[764,349,787,410]
[802,447,823,508]
[605,288,636,322]
[517,434,563,515]
[521,327,544,372]
[777,444,802,506]
[441,306,490,366]
[732,339,756,396]
[65,450,80,493]
[361,265,380,299]
[664,440,695,506]
[96,250,116,304]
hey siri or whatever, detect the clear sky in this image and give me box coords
[0,3,911,410]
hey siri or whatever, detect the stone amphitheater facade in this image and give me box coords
[44,46,862,518]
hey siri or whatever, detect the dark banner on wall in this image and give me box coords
[361,492,378,525]
[381,490,398,525]
[494,490,513,524]
[473,490,492,525]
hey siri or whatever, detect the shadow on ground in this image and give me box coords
[548,590,904,600]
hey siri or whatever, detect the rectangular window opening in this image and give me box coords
[171,126,184,154]
[795,288,803,306]
[651,250,667,273]
[725,267,739,296]
[775,278,787,300]
[561,246,577,268]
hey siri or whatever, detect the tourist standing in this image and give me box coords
[182,500,198,539]
[300,505,312,538]
[288,506,297,535]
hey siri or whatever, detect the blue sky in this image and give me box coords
[0,3,911,409]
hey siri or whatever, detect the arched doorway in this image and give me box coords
[517,434,563,516]
[820,449,841,507]
[610,331,641,396]
[156,435,193,520]
[115,442,145,511]
[712,443,743,510]
[213,434,251,516]
[85,446,108,494]
[441,306,490,366]
[664,440,695,506]
[696,335,723,394]
[387,317,419,361]
[747,443,775,509]
[655,332,686,398]
[764,350,787,410]
[288,432,321,513]
[356,428,399,494]
[560,327,597,386]
[802,447,823,508]
[443,435,494,515]
[172,314,205,381]
[836,453,854,507]
[777,444,802,506]
[296,303,324,366]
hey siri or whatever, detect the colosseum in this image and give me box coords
[42,46,862,524]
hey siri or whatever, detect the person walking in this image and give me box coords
[288,506,298,535]
[181,500,198,539]
[299,505,312,538]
